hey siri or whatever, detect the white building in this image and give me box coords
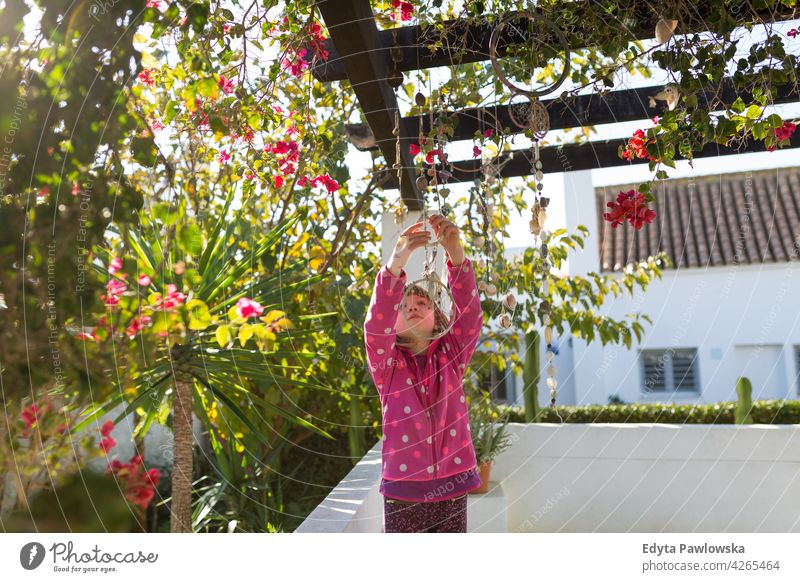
[486,166,800,408]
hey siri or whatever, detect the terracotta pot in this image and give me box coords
[469,460,493,494]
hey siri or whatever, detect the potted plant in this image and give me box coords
[469,403,512,494]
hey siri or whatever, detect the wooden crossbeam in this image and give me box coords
[311,3,799,83]
[316,0,423,209]
[348,80,800,148]
[378,130,800,188]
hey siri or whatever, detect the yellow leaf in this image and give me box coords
[216,324,230,348]
[239,323,253,347]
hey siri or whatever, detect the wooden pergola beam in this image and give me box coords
[316,0,423,209]
[349,79,799,147]
[378,130,800,188]
[311,3,799,83]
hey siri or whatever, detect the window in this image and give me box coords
[479,364,510,404]
[640,348,700,394]
[795,346,800,394]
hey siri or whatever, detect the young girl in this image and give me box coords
[364,213,484,533]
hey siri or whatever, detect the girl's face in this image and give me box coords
[396,292,436,339]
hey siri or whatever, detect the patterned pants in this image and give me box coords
[382,494,468,533]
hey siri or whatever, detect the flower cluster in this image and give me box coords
[620,129,660,162]
[390,0,414,21]
[603,189,657,230]
[152,283,187,310]
[280,19,329,78]
[218,75,235,95]
[297,173,340,193]
[103,276,128,307]
[20,400,67,438]
[97,420,161,510]
[768,121,797,151]
[236,297,264,319]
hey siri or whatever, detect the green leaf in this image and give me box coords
[179,223,203,256]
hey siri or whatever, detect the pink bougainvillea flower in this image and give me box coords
[787,28,798,38]
[126,315,152,338]
[103,277,127,306]
[21,404,42,431]
[108,454,161,510]
[409,143,420,155]
[274,175,285,188]
[160,284,186,309]
[297,176,310,187]
[218,149,231,164]
[72,182,80,196]
[137,68,155,87]
[99,436,117,453]
[651,116,660,125]
[74,331,97,341]
[391,0,414,21]
[281,48,309,77]
[774,120,797,141]
[620,128,660,163]
[218,75,235,94]
[145,0,165,11]
[425,148,442,164]
[307,21,329,61]
[101,420,115,438]
[235,297,265,319]
[472,145,481,158]
[311,173,339,193]
[603,189,657,230]
[138,274,151,287]
[482,128,494,138]
[108,256,123,275]
[150,119,165,132]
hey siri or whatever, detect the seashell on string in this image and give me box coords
[648,84,680,111]
[498,313,513,329]
[478,280,489,292]
[473,236,485,248]
[502,293,517,310]
[655,18,678,45]
[477,258,486,269]
[485,283,497,296]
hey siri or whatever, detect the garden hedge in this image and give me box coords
[498,400,800,424]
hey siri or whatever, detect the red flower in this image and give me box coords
[72,182,80,196]
[218,75,235,94]
[103,277,128,306]
[108,455,161,510]
[307,21,329,61]
[425,148,442,164]
[391,0,414,21]
[472,145,481,158]
[482,128,494,138]
[311,173,339,193]
[603,189,657,230]
[137,69,155,87]
[218,149,231,164]
[787,28,798,38]
[74,331,97,341]
[99,436,117,453]
[620,129,660,163]
[274,175,285,188]
[126,315,152,338]
[108,256,122,275]
[21,404,42,435]
[281,48,309,77]
[297,176,310,187]
[774,121,797,141]
[409,143,420,156]
[138,274,151,287]
[152,283,186,310]
[101,420,115,437]
[235,297,264,319]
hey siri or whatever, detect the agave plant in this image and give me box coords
[71,187,337,532]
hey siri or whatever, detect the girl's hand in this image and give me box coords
[390,222,431,270]
[428,214,464,263]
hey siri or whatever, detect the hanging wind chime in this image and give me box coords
[386,28,456,341]
[489,9,570,411]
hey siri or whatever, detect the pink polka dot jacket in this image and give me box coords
[364,257,484,482]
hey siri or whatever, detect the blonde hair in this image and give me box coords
[395,283,448,349]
